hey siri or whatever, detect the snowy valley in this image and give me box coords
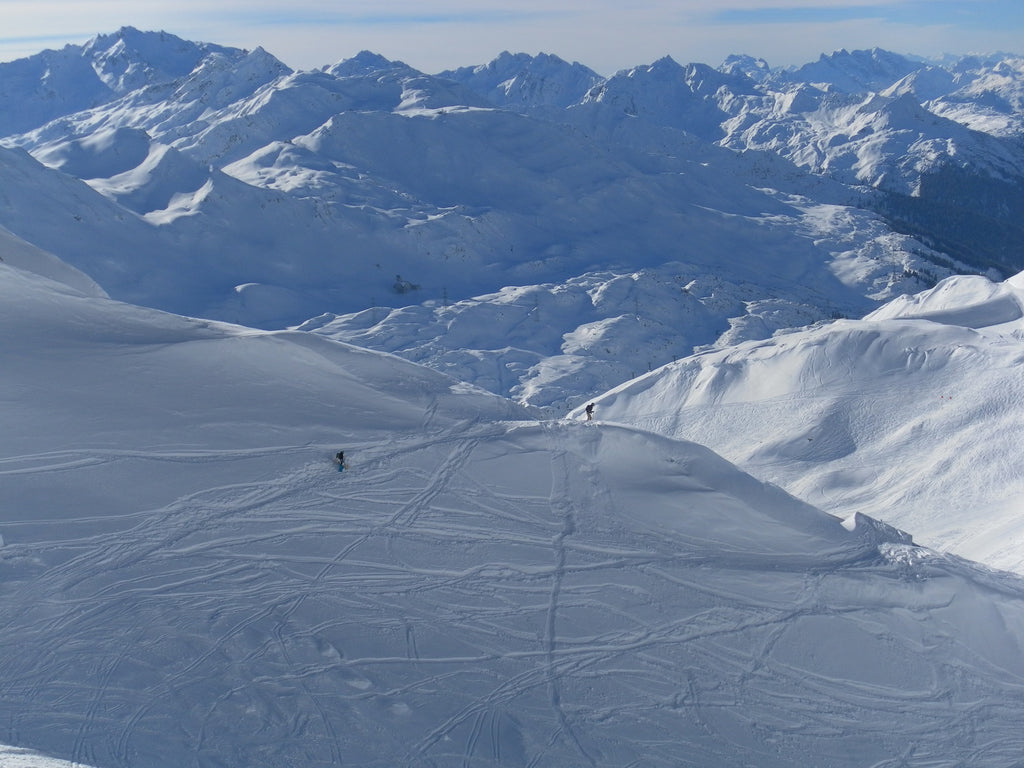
[2,28,1024,767]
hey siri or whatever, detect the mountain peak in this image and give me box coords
[326,50,409,77]
[81,27,246,94]
[721,54,773,82]
[439,51,601,110]
[790,47,925,93]
[642,54,684,75]
[488,50,536,71]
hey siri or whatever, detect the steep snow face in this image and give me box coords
[4,262,1024,767]
[782,48,926,94]
[882,66,958,104]
[589,272,1024,574]
[440,51,602,111]
[82,26,244,93]
[576,56,738,140]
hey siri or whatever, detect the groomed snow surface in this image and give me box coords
[4,253,1024,767]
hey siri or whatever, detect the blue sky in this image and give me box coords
[1,1,1021,74]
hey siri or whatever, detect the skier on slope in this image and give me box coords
[334,451,347,471]
[585,403,595,421]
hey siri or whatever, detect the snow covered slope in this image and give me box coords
[0,223,106,297]
[587,272,1024,574]
[4,254,1024,766]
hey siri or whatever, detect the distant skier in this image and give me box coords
[585,403,595,421]
[334,450,347,471]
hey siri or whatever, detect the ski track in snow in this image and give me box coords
[2,421,1024,767]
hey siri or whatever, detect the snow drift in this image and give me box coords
[586,272,1024,575]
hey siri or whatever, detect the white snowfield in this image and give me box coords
[586,271,1024,575]
[4,258,1024,767]
[0,745,93,768]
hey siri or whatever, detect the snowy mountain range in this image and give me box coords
[3,29,1024,410]
[4,28,1024,767]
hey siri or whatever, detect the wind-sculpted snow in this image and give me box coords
[31,127,152,180]
[4,261,1024,767]
[0,224,106,298]
[588,272,1024,575]
[865,272,1024,328]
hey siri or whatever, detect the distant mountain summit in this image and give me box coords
[82,26,242,92]
[784,47,926,93]
[576,55,755,140]
[720,53,773,81]
[440,51,602,110]
[324,49,407,76]
[0,27,271,135]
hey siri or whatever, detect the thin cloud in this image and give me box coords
[0,0,1021,72]
[705,0,1024,28]
[0,32,92,45]
[198,8,573,29]
[708,6,894,24]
